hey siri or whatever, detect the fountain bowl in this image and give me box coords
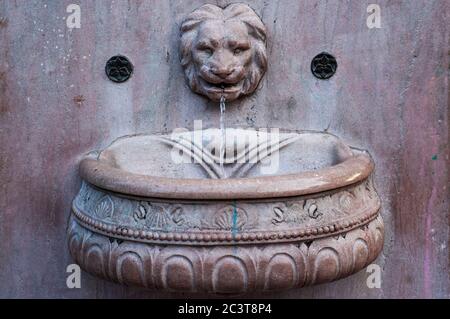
[68,129,383,294]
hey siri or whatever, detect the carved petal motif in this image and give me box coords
[67,215,384,293]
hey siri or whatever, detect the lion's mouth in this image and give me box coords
[204,81,241,93]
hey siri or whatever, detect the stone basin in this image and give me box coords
[68,129,383,294]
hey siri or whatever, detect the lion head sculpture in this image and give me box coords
[180,3,267,102]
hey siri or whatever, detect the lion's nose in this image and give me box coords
[211,67,234,79]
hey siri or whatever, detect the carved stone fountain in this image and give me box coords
[68,3,383,294]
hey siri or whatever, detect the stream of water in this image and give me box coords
[219,95,226,178]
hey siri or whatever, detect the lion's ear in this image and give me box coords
[181,19,203,33]
[244,20,267,43]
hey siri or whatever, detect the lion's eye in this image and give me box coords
[198,46,213,55]
[234,46,248,55]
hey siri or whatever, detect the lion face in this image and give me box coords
[180,4,267,102]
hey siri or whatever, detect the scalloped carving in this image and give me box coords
[94,196,114,219]
[71,178,380,245]
[68,215,384,293]
[213,206,248,231]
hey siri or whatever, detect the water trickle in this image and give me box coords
[219,95,226,178]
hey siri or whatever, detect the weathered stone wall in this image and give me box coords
[0,0,448,298]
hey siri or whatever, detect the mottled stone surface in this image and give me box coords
[0,0,448,298]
